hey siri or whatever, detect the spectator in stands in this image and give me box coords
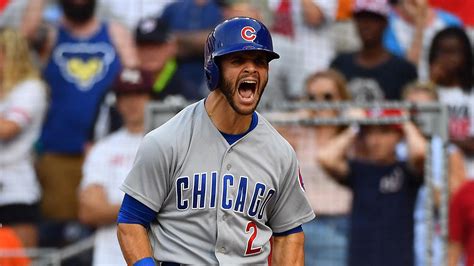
[384,0,462,81]
[429,26,474,180]
[318,108,427,266]
[97,0,175,30]
[218,0,263,20]
[331,0,418,102]
[402,82,466,266]
[78,68,151,266]
[0,28,48,248]
[20,0,138,247]
[159,0,223,101]
[262,0,337,105]
[449,180,474,266]
[278,70,352,266]
[135,17,184,100]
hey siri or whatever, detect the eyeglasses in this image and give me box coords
[308,92,336,102]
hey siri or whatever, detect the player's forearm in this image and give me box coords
[271,232,305,266]
[117,223,153,265]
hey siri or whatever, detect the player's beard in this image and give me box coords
[220,76,267,116]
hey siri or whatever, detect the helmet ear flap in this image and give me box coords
[205,60,220,91]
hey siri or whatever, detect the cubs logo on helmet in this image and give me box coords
[204,17,280,91]
[241,26,257,42]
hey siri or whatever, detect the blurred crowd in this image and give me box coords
[0,0,473,265]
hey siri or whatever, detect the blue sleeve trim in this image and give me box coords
[133,257,155,266]
[273,225,303,236]
[117,194,157,227]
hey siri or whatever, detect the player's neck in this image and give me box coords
[205,92,253,134]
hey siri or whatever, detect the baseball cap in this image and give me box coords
[365,108,403,130]
[113,68,154,95]
[353,0,390,17]
[135,17,170,44]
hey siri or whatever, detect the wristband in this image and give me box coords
[133,257,155,266]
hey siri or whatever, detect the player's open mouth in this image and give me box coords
[237,79,257,103]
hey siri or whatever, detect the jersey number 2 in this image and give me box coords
[245,221,262,256]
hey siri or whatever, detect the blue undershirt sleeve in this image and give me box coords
[117,193,158,227]
[272,225,303,236]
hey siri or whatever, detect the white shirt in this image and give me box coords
[0,79,47,205]
[438,87,474,178]
[81,128,143,266]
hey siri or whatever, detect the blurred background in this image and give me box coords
[0,0,473,265]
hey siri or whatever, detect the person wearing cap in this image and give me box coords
[318,109,427,266]
[135,17,186,100]
[78,68,152,266]
[330,0,418,102]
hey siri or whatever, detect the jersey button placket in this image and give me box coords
[219,246,227,254]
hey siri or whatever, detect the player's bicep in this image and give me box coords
[121,135,172,212]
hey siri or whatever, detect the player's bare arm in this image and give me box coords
[117,223,153,265]
[272,232,305,265]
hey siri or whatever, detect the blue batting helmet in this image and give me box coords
[204,17,280,91]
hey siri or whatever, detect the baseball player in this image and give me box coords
[117,17,315,265]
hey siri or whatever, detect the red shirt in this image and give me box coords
[430,0,474,26]
[449,181,474,266]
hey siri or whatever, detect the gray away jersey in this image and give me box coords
[121,99,315,264]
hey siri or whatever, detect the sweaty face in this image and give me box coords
[218,51,269,115]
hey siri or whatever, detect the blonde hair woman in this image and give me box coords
[277,69,353,266]
[0,28,48,247]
